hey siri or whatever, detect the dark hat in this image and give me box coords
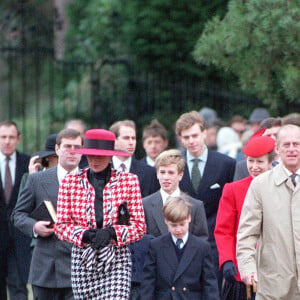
[32,134,57,159]
[243,135,275,157]
[71,129,131,157]
[249,108,270,123]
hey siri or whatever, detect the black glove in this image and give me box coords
[223,261,237,284]
[82,229,97,243]
[91,227,116,249]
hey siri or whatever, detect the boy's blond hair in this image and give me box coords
[175,110,206,136]
[155,149,185,173]
[163,195,192,223]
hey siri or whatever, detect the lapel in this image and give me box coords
[40,167,60,207]
[173,234,199,282]
[150,192,168,235]
[198,149,216,192]
[129,157,141,176]
[161,234,179,276]
[274,164,295,192]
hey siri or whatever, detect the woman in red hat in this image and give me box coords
[54,129,146,299]
[214,131,276,300]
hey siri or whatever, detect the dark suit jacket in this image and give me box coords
[233,160,249,181]
[129,157,160,197]
[12,167,73,288]
[143,191,208,240]
[179,150,235,244]
[141,233,219,300]
[0,151,30,284]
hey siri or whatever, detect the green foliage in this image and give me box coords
[65,0,127,61]
[122,0,229,76]
[194,0,300,110]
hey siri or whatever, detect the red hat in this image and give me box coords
[243,135,275,157]
[71,129,131,157]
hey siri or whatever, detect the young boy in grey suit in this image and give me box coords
[141,196,219,300]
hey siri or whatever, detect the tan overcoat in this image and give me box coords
[237,164,300,300]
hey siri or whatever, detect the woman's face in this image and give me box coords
[87,155,112,172]
[246,154,271,178]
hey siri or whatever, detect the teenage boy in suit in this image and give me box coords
[143,149,208,240]
[175,111,236,292]
[141,196,219,300]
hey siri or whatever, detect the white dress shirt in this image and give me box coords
[160,188,181,206]
[186,147,208,179]
[112,156,132,172]
[0,151,17,187]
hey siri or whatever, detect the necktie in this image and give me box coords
[176,238,183,249]
[4,156,12,203]
[271,160,279,168]
[191,158,201,191]
[291,174,297,187]
[120,163,126,172]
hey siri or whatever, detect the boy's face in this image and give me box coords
[157,164,183,194]
[165,215,191,239]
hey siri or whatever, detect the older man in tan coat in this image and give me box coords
[237,124,300,300]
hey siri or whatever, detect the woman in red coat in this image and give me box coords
[214,133,276,300]
[54,129,146,300]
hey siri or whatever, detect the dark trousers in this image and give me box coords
[32,286,74,300]
[7,244,28,300]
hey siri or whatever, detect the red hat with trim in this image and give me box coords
[243,135,275,157]
[71,129,131,157]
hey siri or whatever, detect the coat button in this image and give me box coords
[171,286,176,291]
[183,287,187,292]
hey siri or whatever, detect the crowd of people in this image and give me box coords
[0,108,299,300]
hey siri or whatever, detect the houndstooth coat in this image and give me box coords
[54,168,146,299]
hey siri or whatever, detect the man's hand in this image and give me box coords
[28,155,42,174]
[33,221,54,237]
[242,272,258,285]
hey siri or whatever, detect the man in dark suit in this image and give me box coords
[175,111,236,293]
[143,149,208,240]
[141,119,168,167]
[0,120,30,300]
[109,120,160,197]
[12,129,83,300]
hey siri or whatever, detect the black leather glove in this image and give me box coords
[91,227,116,249]
[82,229,97,243]
[223,261,237,284]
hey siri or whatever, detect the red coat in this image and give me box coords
[214,176,253,282]
[54,168,146,248]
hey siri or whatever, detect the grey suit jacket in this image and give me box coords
[12,167,73,288]
[143,191,208,240]
[233,160,249,181]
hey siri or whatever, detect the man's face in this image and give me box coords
[165,216,191,240]
[263,126,281,141]
[180,123,207,157]
[276,127,300,173]
[0,125,21,156]
[87,155,112,173]
[143,135,168,161]
[56,136,82,171]
[115,126,136,155]
[157,164,183,194]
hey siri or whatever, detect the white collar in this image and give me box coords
[171,232,189,248]
[57,164,79,185]
[187,146,208,163]
[160,188,181,205]
[112,156,132,172]
[0,151,17,163]
[146,156,156,167]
